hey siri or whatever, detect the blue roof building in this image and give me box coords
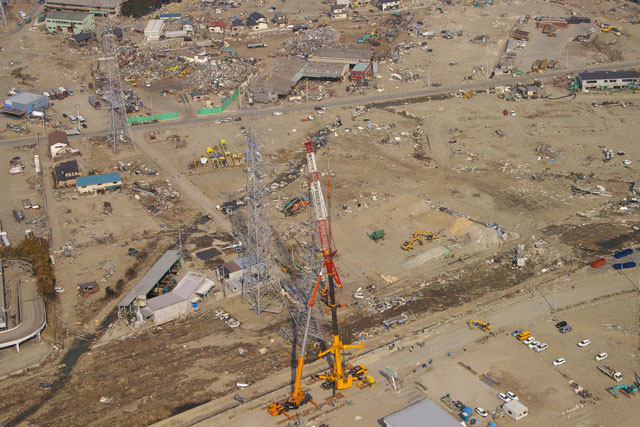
[76,172,122,193]
[2,92,49,116]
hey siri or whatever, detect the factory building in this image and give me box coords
[578,70,639,92]
[309,47,374,65]
[1,92,49,116]
[44,0,124,14]
[45,11,95,35]
[76,172,122,194]
[144,19,164,41]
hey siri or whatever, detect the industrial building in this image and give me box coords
[504,400,528,420]
[117,250,182,316]
[247,57,349,104]
[140,272,219,325]
[382,399,462,427]
[44,0,124,14]
[144,19,164,41]
[310,47,374,65]
[578,70,639,92]
[350,62,373,83]
[54,160,81,187]
[76,172,122,194]
[1,92,49,116]
[45,11,95,35]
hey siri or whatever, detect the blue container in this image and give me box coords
[221,97,226,103]
[460,413,469,422]
[613,263,623,270]
[623,261,636,269]
[613,248,633,259]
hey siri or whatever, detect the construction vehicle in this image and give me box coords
[304,140,369,391]
[602,25,621,33]
[401,231,439,251]
[516,331,531,341]
[468,320,491,331]
[607,384,638,398]
[221,46,236,56]
[268,272,324,418]
[366,230,385,242]
[357,30,375,43]
[283,196,309,217]
[598,365,623,382]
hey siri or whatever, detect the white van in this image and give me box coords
[68,115,77,123]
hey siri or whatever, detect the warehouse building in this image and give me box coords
[1,92,49,116]
[117,250,182,316]
[44,0,124,14]
[310,47,374,65]
[45,11,95,35]
[383,399,461,427]
[76,172,122,194]
[247,57,349,103]
[140,272,219,325]
[578,70,639,92]
[144,19,164,41]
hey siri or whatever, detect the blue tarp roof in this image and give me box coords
[76,172,121,187]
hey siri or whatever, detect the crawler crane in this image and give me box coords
[304,140,369,391]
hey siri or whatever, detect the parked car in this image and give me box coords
[511,329,524,337]
[534,343,548,352]
[506,391,519,401]
[528,340,541,349]
[12,209,25,222]
[555,321,567,328]
[595,352,608,361]
[552,358,566,366]
[577,339,591,347]
[559,325,572,333]
[503,109,509,116]
[523,336,535,345]
[475,407,488,417]
[497,392,511,403]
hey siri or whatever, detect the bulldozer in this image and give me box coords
[401,231,439,251]
[468,319,491,331]
[283,196,309,217]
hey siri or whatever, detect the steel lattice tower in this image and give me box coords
[242,129,284,315]
[100,1,133,152]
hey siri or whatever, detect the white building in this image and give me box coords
[504,400,528,421]
[144,19,164,41]
[378,0,401,11]
[578,70,639,92]
[142,272,218,325]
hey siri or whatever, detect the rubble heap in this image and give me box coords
[283,27,340,57]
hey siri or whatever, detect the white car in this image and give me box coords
[475,407,488,417]
[577,339,591,347]
[528,340,541,349]
[534,343,548,352]
[506,391,519,401]
[552,358,566,366]
[523,336,535,345]
[273,111,283,116]
[497,392,511,403]
[595,352,608,361]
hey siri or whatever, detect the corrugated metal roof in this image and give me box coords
[76,172,121,187]
[383,399,461,427]
[579,70,638,81]
[172,272,207,299]
[352,62,371,72]
[146,293,183,311]
[46,11,92,22]
[5,92,47,105]
[117,250,181,308]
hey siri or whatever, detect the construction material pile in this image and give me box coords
[283,27,340,57]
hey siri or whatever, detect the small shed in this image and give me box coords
[350,62,373,83]
[504,400,528,421]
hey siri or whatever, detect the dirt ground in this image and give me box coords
[2,0,640,425]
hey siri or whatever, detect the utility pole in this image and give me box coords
[554,278,558,312]
[0,1,7,27]
[76,104,81,132]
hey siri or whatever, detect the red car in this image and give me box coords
[503,109,509,116]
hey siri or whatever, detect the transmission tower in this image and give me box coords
[241,129,284,315]
[100,1,133,152]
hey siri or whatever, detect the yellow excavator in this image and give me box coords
[468,319,491,331]
[401,230,439,251]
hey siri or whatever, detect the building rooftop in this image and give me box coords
[76,172,121,187]
[45,0,123,8]
[5,92,47,105]
[352,62,371,72]
[46,11,92,21]
[383,399,461,427]
[118,250,181,308]
[296,62,348,80]
[312,47,374,62]
[70,31,96,43]
[48,130,69,147]
[249,57,307,95]
[145,19,164,34]
[54,160,79,181]
[579,70,639,80]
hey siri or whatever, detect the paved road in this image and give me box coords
[3,60,640,149]
[0,2,42,41]
[153,269,637,426]
[0,277,46,351]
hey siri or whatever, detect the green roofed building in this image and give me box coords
[45,11,95,34]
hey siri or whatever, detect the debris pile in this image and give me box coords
[283,27,340,57]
